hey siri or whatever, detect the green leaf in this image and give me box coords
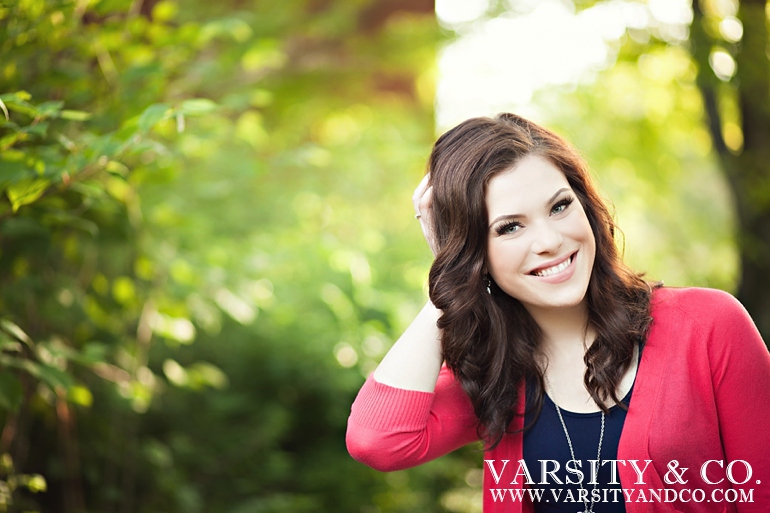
[106,160,129,176]
[68,385,93,407]
[23,474,47,493]
[22,121,48,137]
[80,342,108,365]
[0,332,23,353]
[1,98,38,117]
[6,178,50,212]
[0,355,65,388]
[69,181,106,199]
[37,341,107,367]
[0,92,34,118]
[60,110,92,121]
[42,204,100,235]
[0,319,34,347]
[0,119,20,131]
[35,101,64,119]
[0,132,22,150]
[82,134,121,160]
[0,91,32,102]
[34,363,73,390]
[0,373,22,412]
[138,103,171,133]
[179,98,217,116]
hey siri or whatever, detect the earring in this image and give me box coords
[485,275,492,295]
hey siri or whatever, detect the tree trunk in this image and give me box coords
[690,0,770,342]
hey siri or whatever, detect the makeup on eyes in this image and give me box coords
[491,193,575,236]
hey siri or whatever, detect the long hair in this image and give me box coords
[427,113,653,450]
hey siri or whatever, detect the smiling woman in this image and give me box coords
[345,113,770,513]
[485,155,596,314]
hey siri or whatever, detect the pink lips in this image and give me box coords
[529,252,578,284]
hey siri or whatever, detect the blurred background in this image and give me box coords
[1,0,768,512]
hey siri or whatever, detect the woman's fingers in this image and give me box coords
[418,185,432,214]
[412,173,431,215]
[412,175,438,256]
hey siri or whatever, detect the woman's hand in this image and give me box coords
[368,175,444,392]
[412,173,438,256]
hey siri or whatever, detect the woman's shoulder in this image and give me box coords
[650,285,747,321]
[649,286,760,348]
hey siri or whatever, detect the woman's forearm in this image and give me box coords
[372,301,443,392]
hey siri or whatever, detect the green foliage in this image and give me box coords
[0,453,46,512]
[1,0,471,512]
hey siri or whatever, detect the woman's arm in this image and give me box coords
[372,301,443,392]
[346,365,479,471]
[706,290,770,510]
[346,175,479,471]
[372,173,443,393]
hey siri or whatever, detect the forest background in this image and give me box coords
[1,0,769,512]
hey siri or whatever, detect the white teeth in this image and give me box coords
[533,256,572,277]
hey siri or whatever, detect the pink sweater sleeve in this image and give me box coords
[346,365,480,471]
[705,290,770,510]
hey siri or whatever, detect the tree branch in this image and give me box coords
[690,0,727,155]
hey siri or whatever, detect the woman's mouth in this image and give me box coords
[530,253,575,277]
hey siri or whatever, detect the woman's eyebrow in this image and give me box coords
[488,187,570,228]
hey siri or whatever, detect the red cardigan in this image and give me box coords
[347,287,770,512]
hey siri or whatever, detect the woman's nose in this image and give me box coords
[530,221,563,254]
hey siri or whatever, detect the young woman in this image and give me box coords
[346,113,770,512]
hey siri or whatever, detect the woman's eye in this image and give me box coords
[551,197,574,215]
[497,222,521,235]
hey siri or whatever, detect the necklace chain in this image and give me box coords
[544,374,605,513]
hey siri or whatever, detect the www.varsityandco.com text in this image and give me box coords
[485,459,759,504]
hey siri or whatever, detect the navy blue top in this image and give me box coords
[522,347,641,512]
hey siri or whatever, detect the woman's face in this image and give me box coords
[485,154,596,315]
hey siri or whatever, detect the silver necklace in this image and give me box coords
[544,374,605,513]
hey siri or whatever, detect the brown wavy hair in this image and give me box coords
[427,113,653,450]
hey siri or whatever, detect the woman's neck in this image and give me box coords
[528,301,605,412]
[527,301,593,358]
